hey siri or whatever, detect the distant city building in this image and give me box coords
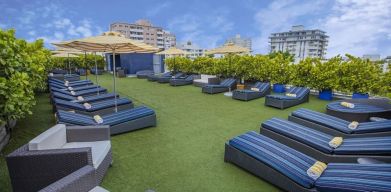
[269,25,328,61]
[110,19,176,49]
[225,34,252,52]
[362,54,381,61]
[176,41,205,59]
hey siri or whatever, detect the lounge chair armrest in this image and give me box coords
[39,165,96,192]
[66,125,110,142]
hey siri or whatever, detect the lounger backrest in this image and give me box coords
[57,110,95,125]
[229,131,316,188]
[220,78,236,87]
[253,82,270,92]
[288,87,310,98]
[185,75,194,81]
[162,72,172,77]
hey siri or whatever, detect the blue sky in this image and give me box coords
[1,0,390,57]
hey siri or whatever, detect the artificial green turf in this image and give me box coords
[0,74,330,191]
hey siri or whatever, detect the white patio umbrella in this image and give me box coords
[53,31,159,112]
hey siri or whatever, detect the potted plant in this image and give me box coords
[268,52,293,93]
[311,56,342,100]
[339,55,382,99]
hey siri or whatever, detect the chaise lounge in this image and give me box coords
[51,92,118,104]
[51,87,108,97]
[225,131,391,192]
[147,72,171,82]
[290,108,391,138]
[260,117,391,163]
[232,82,271,101]
[53,98,134,115]
[202,78,237,94]
[50,85,101,93]
[265,86,310,109]
[157,72,184,83]
[136,70,154,79]
[169,74,195,86]
[6,124,112,192]
[56,106,157,135]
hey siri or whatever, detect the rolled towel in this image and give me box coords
[68,86,73,91]
[77,96,84,101]
[64,81,69,86]
[93,115,103,124]
[70,91,76,96]
[348,121,359,130]
[286,93,297,97]
[83,103,92,109]
[68,110,76,113]
[49,73,54,76]
[341,101,355,108]
[328,137,343,148]
[250,87,260,92]
[307,161,327,180]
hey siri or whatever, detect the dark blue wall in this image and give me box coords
[106,53,162,74]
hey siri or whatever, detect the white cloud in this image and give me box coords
[54,18,72,29]
[146,2,171,17]
[28,30,36,36]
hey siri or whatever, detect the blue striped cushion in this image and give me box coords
[266,95,299,100]
[355,120,391,134]
[335,137,391,155]
[315,163,391,192]
[52,92,76,101]
[288,87,310,98]
[292,108,352,133]
[65,85,100,92]
[57,110,95,125]
[229,131,316,188]
[52,88,107,96]
[262,118,333,153]
[327,102,385,113]
[55,98,132,111]
[220,78,236,87]
[254,82,270,92]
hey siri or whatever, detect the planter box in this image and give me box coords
[352,92,369,99]
[319,89,333,100]
[273,84,286,93]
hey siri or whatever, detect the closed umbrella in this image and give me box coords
[157,47,189,72]
[53,31,158,112]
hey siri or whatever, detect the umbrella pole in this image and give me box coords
[113,50,117,112]
[67,53,71,75]
[94,52,99,95]
[84,52,88,80]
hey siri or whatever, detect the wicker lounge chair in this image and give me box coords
[53,98,134,115]
[147,72,171,82]
[49,78,92,85]
[265,86,310,109]
[136,70,154,79]
[51,92,118,104]
[232,82,271,101]
[51,87,108,97]
[56,106,156,135]
[157,72,184,83]
[225,131,391,192]
[169,74,195,86]
[290,108,391,138]
[6,124,112,192]
[202,78,237,94]
[260,118,391,163]
[50,85,100,93]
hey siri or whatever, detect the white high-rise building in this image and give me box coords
[225,34,252,52]
[176,41,205,59]
[269,25,328,61]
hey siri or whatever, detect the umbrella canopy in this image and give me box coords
[157,47,189,56]
[206,42,249,55]
[51,52,79,58]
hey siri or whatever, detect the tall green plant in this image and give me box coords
[291,57,318,87]
[193,56,216,74]
[310,56,342,91]
[252,55,271,82]
[268,52,293,84]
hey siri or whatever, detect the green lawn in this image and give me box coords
[0,74,330,191]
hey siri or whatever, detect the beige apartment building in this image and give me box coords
[110,19,176,49]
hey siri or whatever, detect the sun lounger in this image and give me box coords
[51,92,118,103]
[53,98,134,115]
[290,108,391,138]
[169,74,195,86]
[260,118,391,163]
[147,72,172,82]
[50,84,100,92]
[49,78,92,85]
[136,70,154,79]
[265,86,310,109]
[49,80,93,89]
[225,131,391,192]
[56,106,157,135]
[51,87,107,97]
[232,82,271,101]
[202,78,237,94]
[157,72,184,83]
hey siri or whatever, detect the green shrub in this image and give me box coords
[252,55,272,82]
[310,56,342,91]
[291,57,318,87]
[268,52,292,84]
[52,53,105,70]
[193,56,215,74]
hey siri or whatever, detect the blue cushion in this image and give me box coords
[52,88,107,97]
[54,98,132,111]
[229,131,316,188]
[220,78,236,87]
[254,82,270,92]
[288,87,310,98]
[52,92,76,101]
[315,163,391,192]
[327,102,386,113]
[335,137,391,155]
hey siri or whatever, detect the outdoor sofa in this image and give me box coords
[193,74,219,87]
[56,106,156,135]
[169,74,195,86]
[265,86,310,109]
[136,70,154,79]
[232,82,271,101]
[202,78,237,94]
[53,98,134,116]
[225,131,391,192]
[260,117,391,163]
[51,92,118,104]
[290,108,391,138]
[147,72,171,82]
[6,124,112,192]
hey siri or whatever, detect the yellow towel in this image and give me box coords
[70,91,76,96]
[341,101,355,108]
[83,103,92,109]
[68,86,73,91]
[329,137,343,148]
[286,93,297,97]
[307,161,327,180]
[77,96,84,101]
[68,110,75,113]
[251,87,260,92]
[348,121,359,130]
[93,115,103,124]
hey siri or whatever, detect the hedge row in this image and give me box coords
[165,52,390,95]
[51,53,105,70]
